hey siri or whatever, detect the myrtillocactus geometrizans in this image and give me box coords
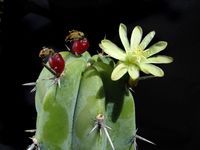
[24,23,173,150]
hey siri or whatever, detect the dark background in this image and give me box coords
[1,0,200,149]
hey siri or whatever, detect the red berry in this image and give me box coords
[71,38,89,55]
[48,53,65,75]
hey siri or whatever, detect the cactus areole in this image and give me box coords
[25,23,173,150]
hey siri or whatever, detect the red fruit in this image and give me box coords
[71,38,89,55]
[48,53,65,76]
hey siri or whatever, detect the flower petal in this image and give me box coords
[130,26,143,50]
[144,41,167,58]
[128,65,139,80]
[111,63,128,81]
[140,31,155,50]
[140,63,164,77]
[119,23,130,52]
[100,39,126,61]
[145,55,173,64]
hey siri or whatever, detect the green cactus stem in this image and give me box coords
[32,51,136,150]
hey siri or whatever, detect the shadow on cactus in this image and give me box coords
[23,23,173,150]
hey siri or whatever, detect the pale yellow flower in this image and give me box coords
[99,23,173,81]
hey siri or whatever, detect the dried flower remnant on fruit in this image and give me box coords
[38,47,65,87]
[99,23,173,81]
[39,47,55,60]
[65,30,85,42]
[22,47,65,91]
[38,47,65,78]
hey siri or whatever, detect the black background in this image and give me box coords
[1,0,200,149]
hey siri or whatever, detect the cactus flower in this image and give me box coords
[99,23,173,81]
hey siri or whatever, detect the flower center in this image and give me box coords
[125,46,146,65]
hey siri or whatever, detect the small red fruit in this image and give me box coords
[48,53,65,76]
[71,37,89,55]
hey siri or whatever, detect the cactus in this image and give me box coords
[24,23,173,150]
